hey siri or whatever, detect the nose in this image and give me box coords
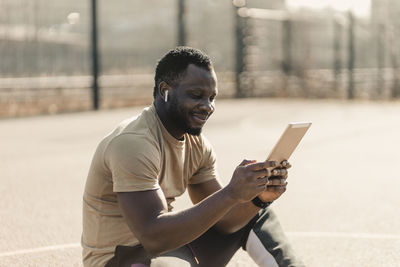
[199,98,214,114]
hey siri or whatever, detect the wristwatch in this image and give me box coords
[252,197,272,209]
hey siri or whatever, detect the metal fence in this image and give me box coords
[0,0,238,117]
[233,3,400,99]
[1,0,400,117]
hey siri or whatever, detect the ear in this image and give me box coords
[158,81,170,101]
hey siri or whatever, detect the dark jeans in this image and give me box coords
[105,208,304,267]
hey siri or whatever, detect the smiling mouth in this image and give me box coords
[191,113,209,124]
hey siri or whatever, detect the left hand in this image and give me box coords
[257,160,291,202]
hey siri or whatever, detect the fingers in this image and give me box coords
[248,160,278,171]
[256,176,269,187]
[281,160,292,169]
[237,160,273,179]
[266,177,288,193]
[267,177,287,186]
[271,168,288,177]
[240,160,290,180]
[239,159,257,166]
[265,184,287,194]
[254,168,271,180]
[248,160,291,171]
[237,159,290,184]
[270,160,290,178]
[231,160,290,203]
[256,176,286,191]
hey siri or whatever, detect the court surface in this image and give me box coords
[1,98,400,266]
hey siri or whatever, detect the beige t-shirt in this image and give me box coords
[82,105,218,267]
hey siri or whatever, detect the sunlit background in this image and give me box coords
[1,1,400,267]
[287,0,371,16]
[1,0,399,117]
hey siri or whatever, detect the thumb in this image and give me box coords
[239,159,256,166]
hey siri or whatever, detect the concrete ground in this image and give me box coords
[1,98,400,266]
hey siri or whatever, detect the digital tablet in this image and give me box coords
[266,122,312,164]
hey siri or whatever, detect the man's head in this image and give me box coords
[153,46,213,99]
[154,47,218,138]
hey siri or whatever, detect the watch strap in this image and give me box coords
[252,196,272,209]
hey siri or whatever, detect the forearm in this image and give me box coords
[143,187,237,255]
[213,200,260,234]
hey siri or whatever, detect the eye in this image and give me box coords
[190,92,202,99]
[210,95,216,102]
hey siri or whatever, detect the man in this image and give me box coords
[82,47,304,267]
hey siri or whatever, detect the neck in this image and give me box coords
[154,99,185,140]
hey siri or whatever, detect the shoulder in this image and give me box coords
[103,130,161,174]
[105,106,161,155]
[104,132,162,186]
[186,134,216,163]
[106,132,160,159]
[187,133,213,149]
[195,134,214,156]
[200,134,213,150]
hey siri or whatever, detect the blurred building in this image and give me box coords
[370,0,400,97]
[245,0,286,9]
[1,0,397,118]
[0,0,290,78]
[0,0,90,77]
[370,0,400,26]
[370,0,400,63]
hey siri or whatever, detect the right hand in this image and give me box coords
[226,159,278,203]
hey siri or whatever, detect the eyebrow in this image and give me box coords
[187,88,217,95]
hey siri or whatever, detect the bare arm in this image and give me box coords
[188,160,290,234]
[117,187,236,256]
[188,179,260,234]
[117,160,271,256]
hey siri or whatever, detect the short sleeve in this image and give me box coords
[105,133,161,192]
[189,136,219,185]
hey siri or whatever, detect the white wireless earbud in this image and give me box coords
[164,90,168,102]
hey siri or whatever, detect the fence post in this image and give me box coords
[177,0,186,46]
[347,10,355,100]
[390,52,400,98]
[376,23,385,98]
[376,23,386,98]
[333,16,342,92]
[90,0,100,110]
[282,18,292,75]
[233,5,245,98]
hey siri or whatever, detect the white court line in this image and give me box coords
[0,243,80,257]
[1,231,400,258]
[287,231,400,240]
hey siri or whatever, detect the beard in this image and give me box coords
[186,125,202,136]
[168,95,202,136]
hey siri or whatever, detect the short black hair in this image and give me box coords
[153,46,213,99]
